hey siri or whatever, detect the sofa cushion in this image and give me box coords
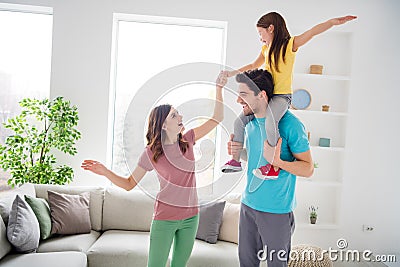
[48,191,91,235]
[0,183,35,225]
[102,188,155,231]
[218,202,240,244]
[0,251,87,267]
[87,230,153,267]
[196,201,225,244]
[223,192,241,204]
[37,230,100,253]
[34,184,104,231]
[0,217,11,260]
[24,195,52,240]
[7,195,40,253]
[188,239,239,267]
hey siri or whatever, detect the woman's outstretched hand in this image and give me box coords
[81,160,108,176]
[216,71,228,88]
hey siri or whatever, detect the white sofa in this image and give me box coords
[0,183,241,267]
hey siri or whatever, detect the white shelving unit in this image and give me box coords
[294,73,350,81]
[291,31,353,229]
[297,223,339,230]
[291,109,348,117]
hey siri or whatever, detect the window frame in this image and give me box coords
[0,3,52,15]
[0,3,53,192]
[107,13,228,192]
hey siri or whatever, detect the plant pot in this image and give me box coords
[310,217,317,224]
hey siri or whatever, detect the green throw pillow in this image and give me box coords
[25,195,52,240]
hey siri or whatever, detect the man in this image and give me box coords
[228,69,314,267]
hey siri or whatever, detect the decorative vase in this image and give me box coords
[310,217,317,224]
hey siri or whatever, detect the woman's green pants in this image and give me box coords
[147,214,199,267]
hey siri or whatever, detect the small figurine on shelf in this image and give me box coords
[309,205,318,224]
[322,105,330,112]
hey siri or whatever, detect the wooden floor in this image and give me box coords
[333,259,390,267]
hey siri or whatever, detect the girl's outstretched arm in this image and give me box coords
[192,71,225,141]
[226,52,265,77]
[81,160,147,191]
[293,15,357,51]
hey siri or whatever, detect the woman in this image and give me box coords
[81,71,226,267]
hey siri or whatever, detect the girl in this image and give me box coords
[221,12,356,179]
[81,72,226,267]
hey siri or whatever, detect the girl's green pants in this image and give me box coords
[148,214,199,267]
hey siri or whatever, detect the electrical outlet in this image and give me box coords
[362,225,374,232]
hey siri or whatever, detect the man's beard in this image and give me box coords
[243,107,255,116]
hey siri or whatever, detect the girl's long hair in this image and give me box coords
[146,104,188,162]
[257,12,291,73]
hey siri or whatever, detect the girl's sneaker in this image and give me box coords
[252,164,280,179]
[221,159,242,173]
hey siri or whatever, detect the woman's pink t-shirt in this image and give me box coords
[138,129,199,220]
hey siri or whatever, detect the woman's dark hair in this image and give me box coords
[257,12,291,72]
[146,104,188,162]
[236,69,274,101]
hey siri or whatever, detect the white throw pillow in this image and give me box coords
[102,187,155,231]
[218,202,240,244]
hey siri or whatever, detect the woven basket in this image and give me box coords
[288,244,333,267]
[310,65,323,75]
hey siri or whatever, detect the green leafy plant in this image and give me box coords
[0,97,81,187]
[309,205,318,219]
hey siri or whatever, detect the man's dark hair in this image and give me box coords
[236,69,274,101]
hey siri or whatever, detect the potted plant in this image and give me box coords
[309,205,318,224]
[0,97,81,187]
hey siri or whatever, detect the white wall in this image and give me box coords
[1,0,399,257]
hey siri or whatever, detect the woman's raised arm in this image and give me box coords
[193,71,226,141]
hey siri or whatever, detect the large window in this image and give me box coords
[0,4,53,191]
[109,14,227,194]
